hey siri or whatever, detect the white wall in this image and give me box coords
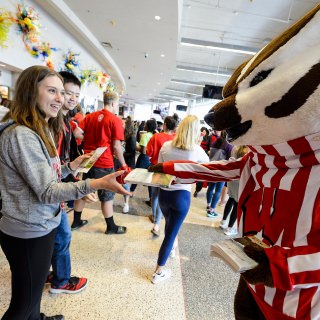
[133,104,153,121]
[189,100,221,121]
[0,0,110,100]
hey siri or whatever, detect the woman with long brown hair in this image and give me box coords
[0,66,129,320]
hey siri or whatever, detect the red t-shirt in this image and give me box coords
[79,109,124,168]
[146,132,175,165]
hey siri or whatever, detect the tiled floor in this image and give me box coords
[0,185,238,319]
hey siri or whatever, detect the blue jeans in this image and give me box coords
[151,186,162,225]
[158,189,190,266]
[51,209,71,287]
[206,182,224,210]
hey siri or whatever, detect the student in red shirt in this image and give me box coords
[73,92,129,234]
[146,115,178,236]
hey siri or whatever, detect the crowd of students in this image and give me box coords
[0,65,247,319]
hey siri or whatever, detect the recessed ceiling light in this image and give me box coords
[160,54,165,58]
[157,82,161,85]
[155,16,161,20]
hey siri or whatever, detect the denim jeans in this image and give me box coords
[51,209,71,287]
[151,186,162,225]
[206,182,224,209]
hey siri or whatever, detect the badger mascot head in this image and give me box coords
[205,4,320,147]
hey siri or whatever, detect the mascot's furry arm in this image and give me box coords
[149,156,274,289]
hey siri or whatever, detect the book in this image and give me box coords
[75,147,108,174]
[124,168,175,188]
[210,236,269,273]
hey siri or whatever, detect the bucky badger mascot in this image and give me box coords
[149,4,320,320]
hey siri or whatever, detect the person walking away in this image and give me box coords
[72,91,129,234]
[219,146,248,236]
[206,132,233,218]
[146,115,177,236]
[151,115,209,284]
[130,119,157,206]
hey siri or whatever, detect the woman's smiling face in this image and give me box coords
[37,75,65,121]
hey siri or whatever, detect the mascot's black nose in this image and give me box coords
[204,95,241,130]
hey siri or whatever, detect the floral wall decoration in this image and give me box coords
[15,2,40,45]
[1,1,117,93]
[95,71,111,91]
[105,81,116,93]
[0,8,14,48]
[61,49,80,73]
[79,68,98,85]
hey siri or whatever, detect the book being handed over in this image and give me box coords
[124,168,175,188]
[210,236,269,273]
[75,147,108,174]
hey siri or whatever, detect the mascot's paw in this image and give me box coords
[241,242,274,287]
[116,165,132,184]
[148,163,164,173]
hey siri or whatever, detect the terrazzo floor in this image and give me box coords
[0,184,238,320]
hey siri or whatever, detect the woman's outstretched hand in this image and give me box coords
[148,163,164,173]
[90,171,132,196]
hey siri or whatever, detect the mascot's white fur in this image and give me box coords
[149,4,320,320]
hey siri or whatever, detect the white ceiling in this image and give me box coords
[30,0,320,104]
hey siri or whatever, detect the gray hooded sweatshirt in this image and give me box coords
[0,120,94,238]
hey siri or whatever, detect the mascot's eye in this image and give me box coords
[250,69,273,87]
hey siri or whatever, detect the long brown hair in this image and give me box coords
[3,66,63,157]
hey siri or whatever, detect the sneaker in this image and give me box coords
[224,227,238,236]
[71,219,88,231]
[219,220,228,229]
[49,276,88,294]
[122,203,129,213]
[207,211,218,218]
[151,269,171,284]
[193,191,198,198]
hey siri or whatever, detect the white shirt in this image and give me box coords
[158,141,209,191]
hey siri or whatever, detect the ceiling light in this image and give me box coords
[0,63,6,67]
[181,37,257,55]
[166,88,201,96]
[160,54,165,58]
[154,16,161,20]
[176,65,232,77]
[171,79,204,87]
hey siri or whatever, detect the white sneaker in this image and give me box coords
[224,227,238,236]
[151,269,171,284]
[170,240,178,258]
[122,203,129,213]
[219,220,228,229]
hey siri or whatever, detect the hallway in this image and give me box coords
[0,185,239,320]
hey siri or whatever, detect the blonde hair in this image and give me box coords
[172,115,200,150]
[103,91,119,106]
